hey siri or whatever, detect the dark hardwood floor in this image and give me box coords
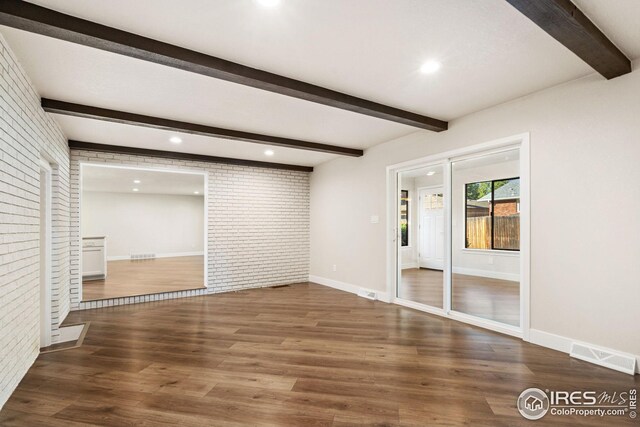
[1,283,637,426]
[400,268,520,326]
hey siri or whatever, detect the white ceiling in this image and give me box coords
[453,148,520,171]
[54,115,336,167]
[1,0,638,167]
[401,165,443,179]
[83,164,205,195]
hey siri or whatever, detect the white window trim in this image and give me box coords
[461,248,520,257]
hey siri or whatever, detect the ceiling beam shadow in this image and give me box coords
[0,0,448,131]
[68,141,314,172]
[506,0,631,79]
[43,98,363,157]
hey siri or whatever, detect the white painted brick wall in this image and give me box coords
[0,32,310,410]
[69,151,310,309]
[0,34,70,409]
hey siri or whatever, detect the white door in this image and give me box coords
[418,188,444,270]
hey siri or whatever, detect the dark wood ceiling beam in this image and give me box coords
[0,0,448,132]
[68,141,313,172]
[506,0,631,79]
[42,99,363,157]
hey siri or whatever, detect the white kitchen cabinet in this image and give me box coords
[82,236,107,280]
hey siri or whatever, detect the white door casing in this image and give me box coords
[39,158,52,348]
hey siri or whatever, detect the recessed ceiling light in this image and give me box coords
[132,188,139,192]
[264,149,275,156]
[169,136,182,144]
[194,191,200,195]
[133,179,141,184]
[420,60,441,75]
[427,171,436,176]
[255,0,280,8]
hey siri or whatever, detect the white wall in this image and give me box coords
[0,35,71,409]
[310,61,640,359]
[81,191,204,259]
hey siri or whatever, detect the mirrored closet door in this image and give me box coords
[397,164,445,310]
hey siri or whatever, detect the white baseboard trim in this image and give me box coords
[309,275,390,303]
[309,275,637,375]
[395,298,446,316]
[449,310,522,338]
[452,267,519,282]
[107,251,204,261]
[401,262,418,270]
[529,329,571,353]
[529,329,640,375]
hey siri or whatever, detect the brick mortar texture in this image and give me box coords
[69,150,310,309]
[0,34,71,409]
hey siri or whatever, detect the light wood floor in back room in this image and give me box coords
[82,256,205,301]
[1,283,637,426]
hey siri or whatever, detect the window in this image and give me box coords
[423,193,444,210]
[465,177,520,250]
[400,190,409,246]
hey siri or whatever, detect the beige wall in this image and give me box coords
[310,62,640,358]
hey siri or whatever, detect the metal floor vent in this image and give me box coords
[357,289,377,300]
[570,342,637,375]
[131,253,156,260]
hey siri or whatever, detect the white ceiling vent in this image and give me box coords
[570,342,636,375]
[357,289,377,300]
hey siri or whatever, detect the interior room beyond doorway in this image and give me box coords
[80,164,207,301]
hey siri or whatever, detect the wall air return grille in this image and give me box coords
[570,342,636,375]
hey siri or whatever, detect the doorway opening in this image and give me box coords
[79,164,208,302]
